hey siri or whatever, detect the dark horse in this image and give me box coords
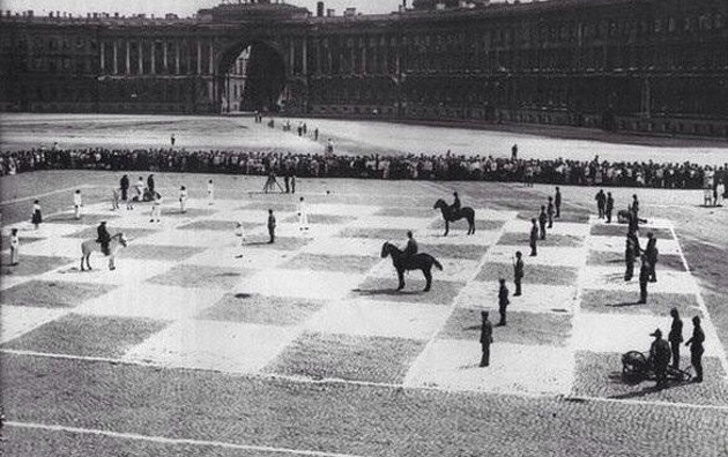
[434,199,476,236]
[381,242,443,292]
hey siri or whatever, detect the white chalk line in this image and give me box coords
[3,421,369,457]
[0,184,95,206]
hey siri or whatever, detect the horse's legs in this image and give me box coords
[444,220,449,237]
[468,216,475,235]
[109,256,115,271]
[397,269,405,290]
[423,267,432,292]
[86,254,92,270]
[80,256,85,271]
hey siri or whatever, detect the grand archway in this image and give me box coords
[216,40,287,114]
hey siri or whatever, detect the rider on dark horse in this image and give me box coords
[96,221,111,256]
[451,192,461,212]
[403,230,418,264]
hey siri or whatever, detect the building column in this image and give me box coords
[163,42,168,73]
[151,42,156,74]
[138,41,144,75]
[209,40,214,75]
[125,40,130,74]
[113,40,118,74]
[175,42,181,74]
[100,42,105,72]
[289,39,295,75]
[302,38,308,75]
[362,45,367,74]
[315,40,321,74]
[186,41,191,75]
[197,40,202,75]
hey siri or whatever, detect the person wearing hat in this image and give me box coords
[479,311,494,367]
[686,316,705,382]
[529,218,538,257]
[497,278,510,326]
[643,232,659,283]
[267,209,276,244]
[403,230,418,260]
[668,308,684,369]
[605,192,614,224]
[547,196,555,228]
[538,205,548,240]
[451,192,461,212]
[554,187,562,219]
[638,254,651,304]
[513,251,524,296]
[648,328,671,389]
[96,221,111,256]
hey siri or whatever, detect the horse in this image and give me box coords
[380,242,443,292]
[81,232,128,271]
[433,199,476,236]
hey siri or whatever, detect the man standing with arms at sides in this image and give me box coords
[644,232,659,283]
[638,254,650,304]
[547,196,555,229]
[686,316,705,382]
[497,278,509,326]
[267,209,276,244]
[207,179,215,205]
[554,187,562,218]
[298,196,310,234]
[668,308,683,369]
[530,218,538,257]
[513,251,524,297]
[649,329,671,389]
[120,174,129,204]
[605,192,614,224]
[73,189,82,220]
[595,189,606,219]
[538,205,548,240]
[479,311,494,367]
[624,231,640,281]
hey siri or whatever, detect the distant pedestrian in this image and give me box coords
[644,232,659,282]
[686,316,705,382]
[267,209,276,244]
[479,311,494,367]
[149,192,162,223]
[170,134,176,146]
[632,194,640,218]
[627,204,639,235]
[234,221,246,258]
[207,179,215,205]
[511,144,518,161]
[111,188,120,211]
[31,200,42,230]
[298,196,309,233]
[668,308,683,369]
[291,173,296,194]
[605,192,614,223]
[314,128,319,141]
[120,174,129,202]
[648,328,671,389]
[497,278,509,326]
[179,186,188,213]
[716,180,725,206]
[147,174,155,195]
[638,255,650,303]
[284,173,290,194]
[554,187,562,218]
[9,228,19,266]
[73,189,82,219]
[595,189,606,219]
[538,205,547,240]
[547,197,554,228]
[513,251,524,296]
[529,218,538,256]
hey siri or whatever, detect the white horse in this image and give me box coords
[80,232,128,271]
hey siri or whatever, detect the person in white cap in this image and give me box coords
[73,189,83,219]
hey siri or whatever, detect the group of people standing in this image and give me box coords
[649,310,706,388]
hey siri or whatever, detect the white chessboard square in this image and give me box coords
[5,223,84,239]
[588,236,682,256]
[417,230,501,246]
[1,305,70,344]
[235,269,363,300]
[301,237,383,257]
[272,222,342,239]
[355,216,436,231]
[503,219,534,233]
[455,281,577,314]
[123,319,299,374]
[76,284,225,320]
[306,203,380,217]
[141,229,232,248]
[304,299,451,340]
[367,257,480,283]
[485,245,587,267]
[19,237,85,258]
[581,266,698,294]
[38,259,176,286]
[183,246,291,270]
[404,339,573,395]
[208,209,285,224]
[471,209,519,221]
[546,222,590,238]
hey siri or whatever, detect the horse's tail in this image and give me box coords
[432,258,443,271]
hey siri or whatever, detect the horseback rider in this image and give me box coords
[451,192,461,212]
[403,230,418,263]
[96,221,111,256]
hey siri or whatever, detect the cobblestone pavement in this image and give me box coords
[2,170,728,456]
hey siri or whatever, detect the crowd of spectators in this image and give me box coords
[1,146,726,191]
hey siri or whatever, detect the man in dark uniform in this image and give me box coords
[497,278,509,326]
[686,316,705,382]
[643,232,659,282]
[627,205,640,235]
[595,189,606,219]
[479,311,494,367]
[513,251,524,296]
[605,192,614,223]
[668,308,683,369]
[624,232,640,281]
[547,197,555,228]
[649,328,671,389]
[120,174,130,202]
[267,209,276,244]
[529,218,538,257]
[638,255,651,303]
[451,192,461,212]
[538,205,548,240]
[554,187,562,218]
[403,231,418,261]
[147,174,155,195]
[96,221,111,256]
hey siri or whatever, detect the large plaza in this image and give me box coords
[1,116,728,456]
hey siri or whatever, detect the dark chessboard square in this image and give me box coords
[198,293,325,326]
[497,232,583,248]
[580,289,702,317]
[429,219,505,232]
[587,250,686,272]
[264,331,426,384]
[353,276,464,306]
[419,243,489,261]
[0,280,116,309]
[476,263,578,286]
[44,214,119,225]
[177,220,261,232]
[376,207,436,218]
[572,351,728,407]
[281,214,357,225]
[1,254,74,277]
[147,264,254,289]
[159,208,218,219]
[118,245,205,261]
[516,210,591,224]
[282,253,379,274]
[243,201,297,213]
[65,227,157,241]
[590,224,673,239]
[245,236,311,251]
[337,227,409,240]
[1,313,168,358]
[438,308,572,347]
